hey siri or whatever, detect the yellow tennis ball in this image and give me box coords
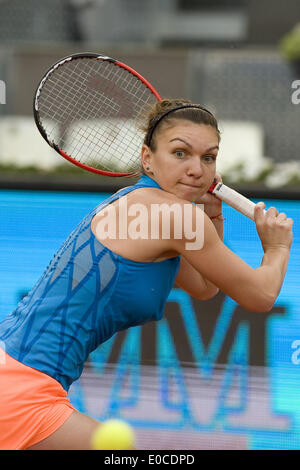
[91,419,135,450]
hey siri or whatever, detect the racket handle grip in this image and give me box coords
[209,182,258,221]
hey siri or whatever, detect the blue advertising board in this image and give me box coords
[0,188,299,449]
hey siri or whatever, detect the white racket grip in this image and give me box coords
[211,183,257,220]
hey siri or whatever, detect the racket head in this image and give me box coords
[33,52,161,177]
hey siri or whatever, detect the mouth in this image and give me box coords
[179,182,202,189]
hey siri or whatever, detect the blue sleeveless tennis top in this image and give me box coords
[0,175,180,391]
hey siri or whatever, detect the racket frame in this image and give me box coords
[33,52,162,177]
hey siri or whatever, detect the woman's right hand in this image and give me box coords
[254,202,293,252]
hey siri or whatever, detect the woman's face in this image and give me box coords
[142,121,219,202]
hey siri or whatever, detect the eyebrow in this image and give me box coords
[169,138,219,152]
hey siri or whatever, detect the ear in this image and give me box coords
[141,144,153,173]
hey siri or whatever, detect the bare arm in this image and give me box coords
[172,202,292,312]
[252,202,292,304]
[175,255,219,300]
[175,174,224,299]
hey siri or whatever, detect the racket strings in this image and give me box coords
[37,57,157,173]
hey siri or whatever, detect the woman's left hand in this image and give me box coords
[196,173,223,219]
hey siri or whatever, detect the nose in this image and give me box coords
[187,158,203,177]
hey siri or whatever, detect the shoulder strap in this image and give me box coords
[92,174,161,216]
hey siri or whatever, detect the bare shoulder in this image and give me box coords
[130,187,213,237]
[130,186,196,208]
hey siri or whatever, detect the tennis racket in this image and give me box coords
[33,52,261,220]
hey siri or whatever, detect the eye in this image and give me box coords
[203,154,217,163]
[174,149,186,158]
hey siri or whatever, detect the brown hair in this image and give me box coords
[141,98,220,151]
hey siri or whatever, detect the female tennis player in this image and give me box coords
[0,99,293,450]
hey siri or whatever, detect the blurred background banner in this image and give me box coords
[0,0,300,185]
[0,0,300,450]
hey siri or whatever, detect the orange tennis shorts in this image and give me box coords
[0,347,76,450]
